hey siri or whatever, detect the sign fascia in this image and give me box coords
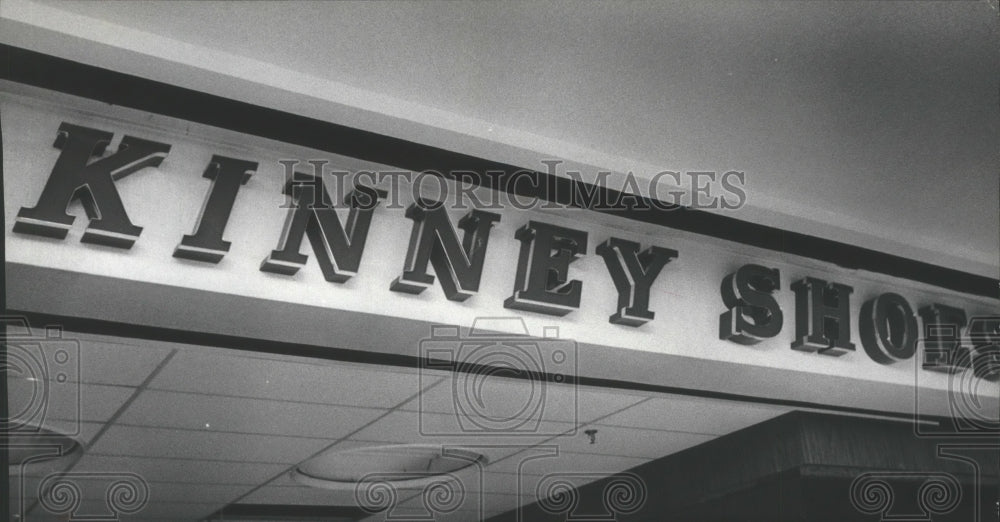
[3,91,997,397]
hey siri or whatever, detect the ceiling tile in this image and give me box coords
[69,454,287,485]
[30,499,220,521]
[115,389,389,439]
[239,483,369,507]
[348,465,626,503]
[24,419,103,450]
[596,394,789,435]
[4,333,170,388]
[260,439,392,488]
[400,379,648,425]
[453,469,549,496]
[86,425,334,464]
[14,421,105,478]
[17,477,249,510]
[344,411,574,462]
[541,423,714,459]
[5,335,797,521]
[148,351,430,408]
[249,440,552,513]
[76,338,174,386]
[387,487,498,520]
[452,470,520,497]
[145,482,252,505]
[8,378,136,425]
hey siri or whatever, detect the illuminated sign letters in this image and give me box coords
[13,123,998,382]
[717,264,997,381]
[13,123,171,248]
[790,277,855,357]
[261,172,387,282]
[719,264,783,345]
[859,293,918,364]
[504,221,588,316]
[596,238,677,326]
[175,155,257,263]
[389,201,501,301]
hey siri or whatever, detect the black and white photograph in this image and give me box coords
[1,1,998,520]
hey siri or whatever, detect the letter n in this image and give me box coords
[260,173,386,282]
[390,200,500,301]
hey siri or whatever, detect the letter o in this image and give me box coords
[860,293,918,364]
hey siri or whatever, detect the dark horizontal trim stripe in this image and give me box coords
[0,44,995,299]
[9,308,974,428]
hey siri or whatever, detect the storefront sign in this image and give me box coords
[11,122,998,381]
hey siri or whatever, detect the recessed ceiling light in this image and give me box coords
[6,426,83,466]
[290,444,488,491]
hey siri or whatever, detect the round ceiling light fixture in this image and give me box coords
[290,444,488,490]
